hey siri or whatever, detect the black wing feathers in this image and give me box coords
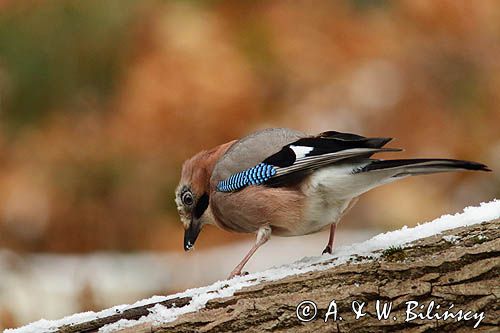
[318,131,367,140]
[263,131,392,168]
[262,146,295,167]
[262,131,397,187]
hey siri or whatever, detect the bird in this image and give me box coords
[175,128,490,279]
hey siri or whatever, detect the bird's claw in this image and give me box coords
[322,245,332,255]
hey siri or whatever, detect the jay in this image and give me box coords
[175,128,490,278]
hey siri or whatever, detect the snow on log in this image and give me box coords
[7,200,500,333]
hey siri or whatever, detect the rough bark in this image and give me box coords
[59,220,499,333]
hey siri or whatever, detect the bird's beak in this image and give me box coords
[184,220,201,251]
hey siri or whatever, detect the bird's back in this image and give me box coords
[211,128,306,187]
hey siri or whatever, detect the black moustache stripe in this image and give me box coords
[194,193,209,219]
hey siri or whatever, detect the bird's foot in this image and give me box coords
[322,245,332,255]
[228,270,249,279]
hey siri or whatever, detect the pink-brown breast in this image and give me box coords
[210,185,309,236]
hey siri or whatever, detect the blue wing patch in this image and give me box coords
[217,163,277,192]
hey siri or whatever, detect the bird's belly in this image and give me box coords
[274,170,356,237]
[272,195,350,237]
[302,197,349,233]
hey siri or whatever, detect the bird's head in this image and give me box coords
[175,141,235,251]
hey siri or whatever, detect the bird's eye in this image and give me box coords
[182,191,194,206]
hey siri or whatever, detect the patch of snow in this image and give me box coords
[8,199,500,333]
[477,234,488,241]
[98,319,138,333]
[442,235,461,244]
[4,306,129,333]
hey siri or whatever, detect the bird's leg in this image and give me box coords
[229,226,271,279]
[322,197,359,255]
[322,224,337,254]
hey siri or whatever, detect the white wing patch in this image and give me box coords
[290,145,314,159]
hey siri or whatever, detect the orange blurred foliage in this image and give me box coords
[0,0,498,253]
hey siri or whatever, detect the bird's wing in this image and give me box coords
[211,128,306,184]
[213,129,400,192]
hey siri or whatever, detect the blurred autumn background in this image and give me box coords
[1,0,499,329]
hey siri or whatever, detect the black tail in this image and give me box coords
[359,159,491,177]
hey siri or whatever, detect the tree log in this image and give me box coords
[61,220,499,332]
